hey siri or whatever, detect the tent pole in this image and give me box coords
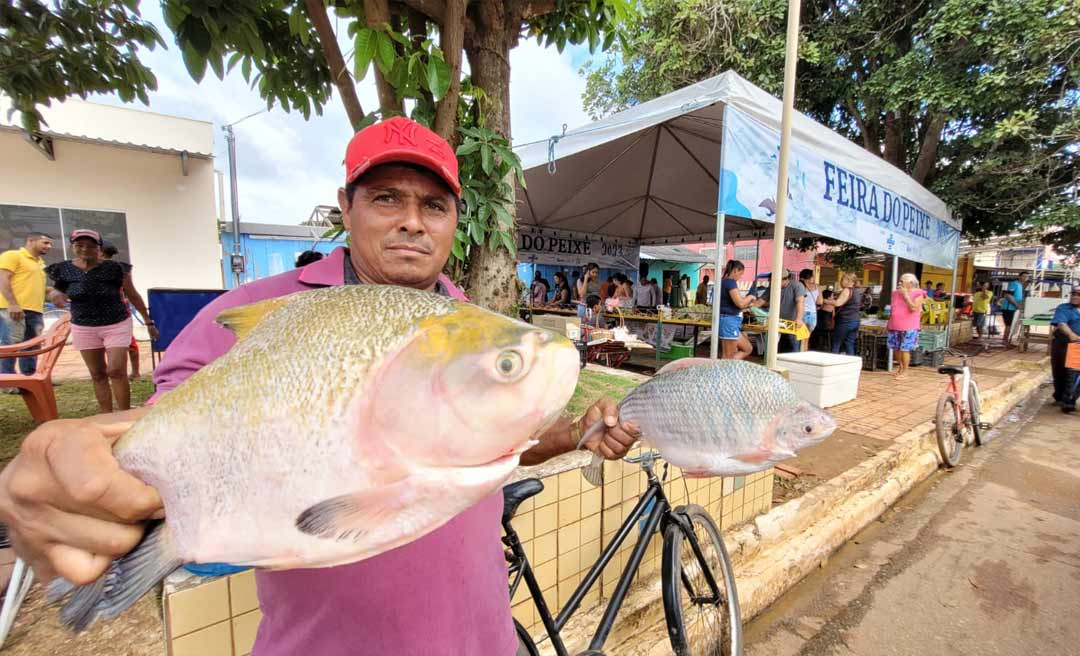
[887,255,898,372]
[710,213,726,359]
[765,0,802,370]
[945,250,959,349]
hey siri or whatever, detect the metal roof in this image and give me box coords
[640,245,713,263]
[0,95,214,158]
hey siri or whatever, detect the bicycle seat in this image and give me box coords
[938,366,964,376]
[502,479,544,524]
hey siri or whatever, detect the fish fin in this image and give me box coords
[655,357,716,376]
[731,448,774,465]
[54,521,182,632]
[215,297,290,340]
[581,454,604,487]
[682,469,714,479]
[575,419,606,486]
[296,484,411,542]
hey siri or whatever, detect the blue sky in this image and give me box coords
[91,3,598,225]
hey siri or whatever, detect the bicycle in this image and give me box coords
[503,451,741,656]
[934,348,991,467]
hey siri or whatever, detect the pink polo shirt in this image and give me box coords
[152,247,517,656]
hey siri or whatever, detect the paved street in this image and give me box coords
[744,388,1080,656]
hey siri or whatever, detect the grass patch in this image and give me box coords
[0,379,155,468]
[564,368,641,418]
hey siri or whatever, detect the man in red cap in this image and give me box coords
[0,118,638,655]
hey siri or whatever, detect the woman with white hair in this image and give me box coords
[888,273,928,379]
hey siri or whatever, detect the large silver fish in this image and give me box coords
[53,284,580,631]
[579,358,835,484]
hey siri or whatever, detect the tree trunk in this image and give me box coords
[463,0,519,314]
[434,0,466,141]
[364,0,404,114]
[882,110,904,168]
[911,113,946,185]
[304,0,365,130]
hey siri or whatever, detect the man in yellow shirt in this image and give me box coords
[971,280,993,340]
[0,232,56,376]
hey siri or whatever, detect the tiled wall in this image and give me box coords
[508,450,773,635]
[161,459,773,651]
[164,569,260,656]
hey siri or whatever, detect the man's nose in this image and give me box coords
[398,200,425,233]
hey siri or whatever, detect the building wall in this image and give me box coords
[0,132,222,297]
[220,233,339,289]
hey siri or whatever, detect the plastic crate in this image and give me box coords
[857,333,889,371]
[911,347,945,368]
[659,341,695,361]
[919,328,948,351]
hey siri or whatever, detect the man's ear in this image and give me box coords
[337,187,353,232]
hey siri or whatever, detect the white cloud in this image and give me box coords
[87,4,592,225]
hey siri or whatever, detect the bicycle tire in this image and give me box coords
[969,381,984,446]
[935,393,963,467]
[514,619,540,656]
[661,504,741,656]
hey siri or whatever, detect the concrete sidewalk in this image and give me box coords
[744,391,1080,656]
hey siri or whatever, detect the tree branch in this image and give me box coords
[397,0,446,24]
[365,0,405,114]
[304,0,365,130]
[911,112,946,185]
[845,98,874,152]
[434,0,465,140]
[511,0,559,21]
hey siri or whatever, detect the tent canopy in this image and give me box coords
[513,70,956,248]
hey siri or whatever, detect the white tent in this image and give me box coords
[513,70,957,254]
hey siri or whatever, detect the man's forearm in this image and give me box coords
[520,416,579,466]
[0,274,18,307]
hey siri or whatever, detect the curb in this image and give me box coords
[546,364,1049,654]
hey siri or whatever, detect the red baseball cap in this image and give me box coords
[69,229,102,245]
[344,117,461,196]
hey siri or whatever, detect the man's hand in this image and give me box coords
[7,305,23,322]
[579,398,640,460]
[147,324,160,341]
[0,409,162,584]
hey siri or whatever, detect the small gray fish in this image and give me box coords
[579,358,836,485]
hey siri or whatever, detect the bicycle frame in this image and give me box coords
[945,356,973,426]
[503,455,722,655]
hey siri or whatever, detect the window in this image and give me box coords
[0,204,129,265]
[734,244,758,261]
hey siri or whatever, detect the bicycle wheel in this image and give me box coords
[514,619,540,656]
[662,504,741,656]
[969,381,984,446]
[935,393,963,467]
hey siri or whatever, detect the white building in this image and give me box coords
[0,96,222,298]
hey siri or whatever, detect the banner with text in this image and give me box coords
[719,107,960,268]
[516,226,640,270]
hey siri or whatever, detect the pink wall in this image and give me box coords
[686,240,818,283]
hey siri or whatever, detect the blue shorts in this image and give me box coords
[888,329,920,352]
[803,311,817,333]
[719,314,743,340]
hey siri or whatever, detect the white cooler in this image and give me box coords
[776,352,862,408]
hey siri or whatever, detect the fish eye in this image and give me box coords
[804,425,814,434]
[495,350,525,380]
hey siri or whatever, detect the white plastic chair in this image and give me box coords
[0,557,34,649]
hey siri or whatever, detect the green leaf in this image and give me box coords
[208,51,225,80]
[456,140,481,156]
[355,28,377,80]
[451,240,466,261]
[602,30,616,51]
[374,31,396,76]
[493,203,514,228]
[427,57,451,100]
[226,51,243,72]
[241,56,252,81]
[499,229,517,256]
[481,145,494,175]
[182,41,208,82]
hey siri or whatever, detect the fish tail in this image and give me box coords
[576,418,606,486]
[53,520,183,632]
